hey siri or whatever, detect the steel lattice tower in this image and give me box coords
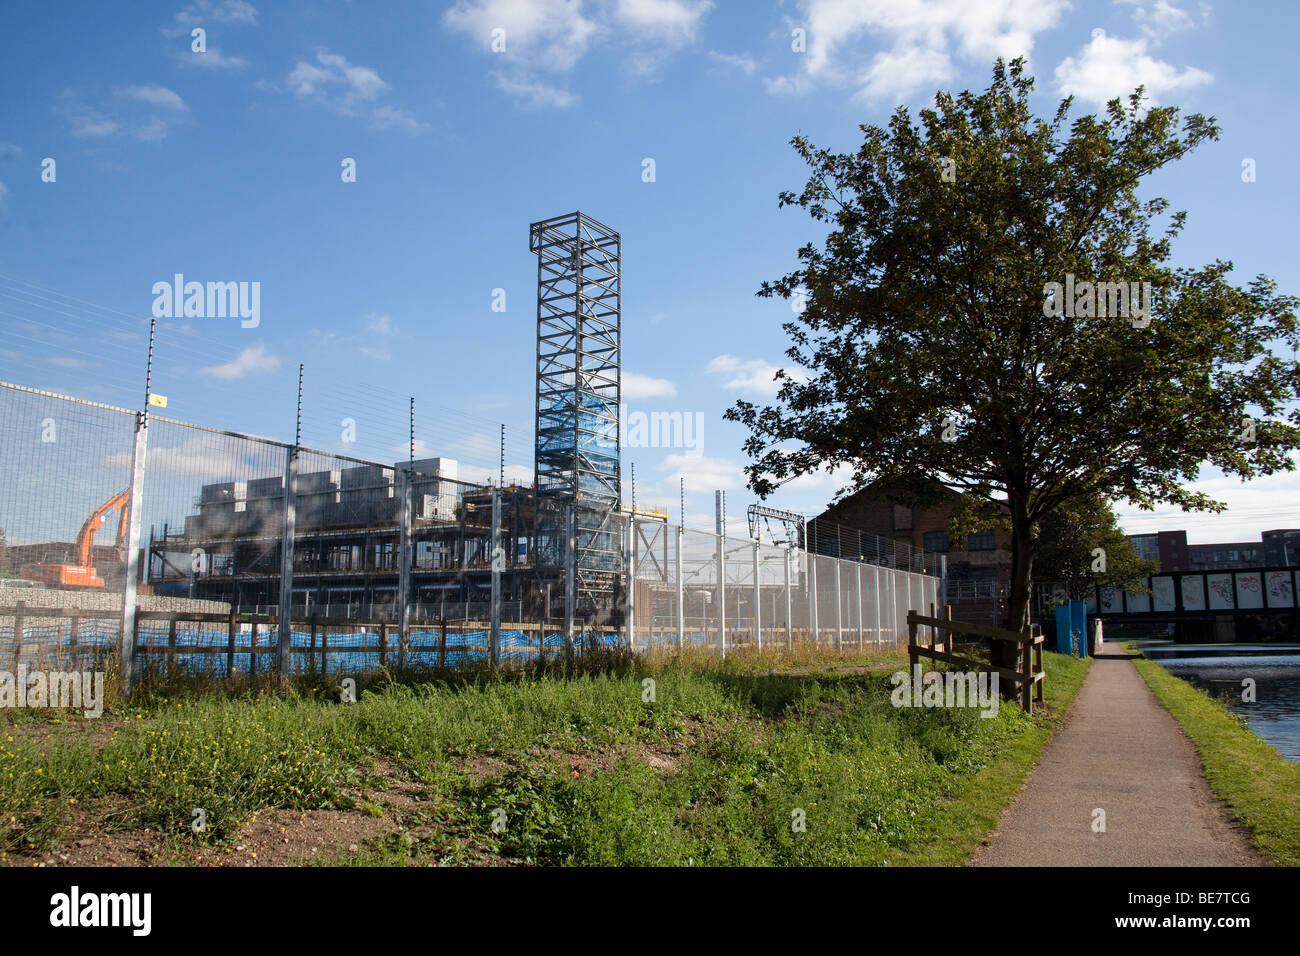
[530,211,622,613]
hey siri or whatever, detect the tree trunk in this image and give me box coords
[996,495,1035,699]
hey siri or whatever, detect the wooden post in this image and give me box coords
[226,609,237,678]
[379,622,389,669]
[249,621,258,682]
[1033,626,1045,705]
[906,609,918,673]
[1021,633,1033,714]
[438,618,447,669]
[12,601,25,670]
[309,613,318,673]
[167,615,178,677]
[320,623,329,674]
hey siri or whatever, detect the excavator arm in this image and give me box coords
[75,490,131,569]
[21,489,131,588]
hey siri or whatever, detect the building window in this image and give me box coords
[923,531,950,553]
[967,530,995,551]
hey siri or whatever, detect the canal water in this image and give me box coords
[1147,649,1300,764]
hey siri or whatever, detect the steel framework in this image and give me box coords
[530,211,622,612]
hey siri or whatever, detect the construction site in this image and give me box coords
[0,211,944,686]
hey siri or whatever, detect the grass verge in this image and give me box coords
[1132,655,1300,866]
[2,648,1091,867]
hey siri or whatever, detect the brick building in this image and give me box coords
[1127,528,1300,572]
[814,481,1013,610]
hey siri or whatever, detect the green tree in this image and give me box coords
[1035,496,1157,601]
[727,60,1300,675]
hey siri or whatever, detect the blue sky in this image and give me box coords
[1,0,1297,542]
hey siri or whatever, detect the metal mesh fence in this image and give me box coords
[2,381,949,687]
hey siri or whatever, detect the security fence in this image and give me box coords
[1,380,945,692]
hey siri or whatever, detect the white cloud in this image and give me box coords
[0,181,7,208]
[1119,0,1199,40]
[615,0,712,44]
[446,0,712,104]
[854,45,955,104]
[1115,461,1300,542]
[59,88,187,141]
[491,72,577,107]
[443,0,601,71]
[0,143,21,158]
[171,0,258,29]
[313,313,397,360]
[59,93,119,138]
[181,47,249,70]
[623,371,677,399]
[117,85,188,110]
[288,50,388,114]
[45,355,92,368]
[657,453,746,493]
[202,344,281,379]
[1055,28,1212,108]
[769,0,1068,103]
[100,436,253,477]
[706,354,806,397]
[371,105,429,132]
[708,50,758,74]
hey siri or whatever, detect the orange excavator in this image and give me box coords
[22,490,131,588]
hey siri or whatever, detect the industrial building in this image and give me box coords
[147,212,632,623]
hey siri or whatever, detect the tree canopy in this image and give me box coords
[1034,495,1157,601]
[727,58,1300,636]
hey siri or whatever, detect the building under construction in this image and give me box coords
[148,212,633,622]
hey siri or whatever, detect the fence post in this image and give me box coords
[890,569,899,647]
[118,410,149,697]
[1021,633,1033,713]
[809,550,819,646]
[907,609,918,672]
[717,529,727,659]
[873,565,882,647]
[564,501,576,667]
[398,468,413,671]
[834,558,843,651]
[226,609,236,678]
[11,601,25,670]
[625,513,636,649]
[249,621,258,682]
[752,542,762,652]
[489,486,501,669]
[277,445,298,682]
[856,562,865,648]
[783,546,793,650]
[167,615,178,676]
[675,525,684,651]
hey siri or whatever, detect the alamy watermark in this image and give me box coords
[1042,273,1152,327]
[0,666,105,718]
[889,665,999,718]
[151,274,260,328]
[618,407,703,457]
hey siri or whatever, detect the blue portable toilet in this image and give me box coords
[1054,600,1090,655]
[1054,604,1072,654]
[1070,599,1088,657]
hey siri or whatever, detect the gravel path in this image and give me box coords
[969,644,1263,867]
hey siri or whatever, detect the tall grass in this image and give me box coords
[2,647,1085,864]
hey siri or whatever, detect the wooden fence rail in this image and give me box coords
[907,607,1045,714]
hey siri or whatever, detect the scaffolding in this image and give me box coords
[530,211,622,614]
